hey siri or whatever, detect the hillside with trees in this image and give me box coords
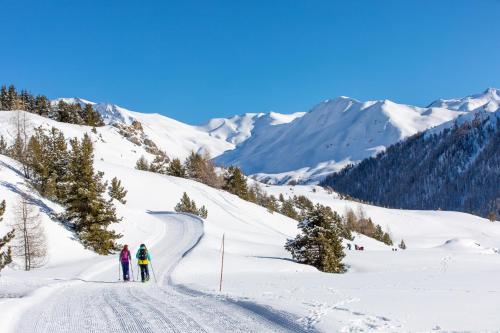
[321,111,500,218]
[0,84,104,126]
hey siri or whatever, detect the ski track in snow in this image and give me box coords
[15,213,312,333]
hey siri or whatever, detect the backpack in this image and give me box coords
[138,248,148,261]
[120,250,129,262]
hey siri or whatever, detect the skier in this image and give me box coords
[119,244,132,281]
[136,244,151,282]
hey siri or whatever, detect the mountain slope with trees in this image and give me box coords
[321,110,500,218]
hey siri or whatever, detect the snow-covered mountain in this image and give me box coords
[53,88,500,184]
[214,97,468,183]
[428,87,500,112]
[198,111,305,145]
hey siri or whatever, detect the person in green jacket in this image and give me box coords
[136,244,151,282]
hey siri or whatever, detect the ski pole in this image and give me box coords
[150,262,158,283]
[129,262,135,282]
[118,261,121,281]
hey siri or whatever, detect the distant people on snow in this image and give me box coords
[119,245,132,281]
[136,244,151,282]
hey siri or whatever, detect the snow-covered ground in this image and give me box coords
[1,111,500,332]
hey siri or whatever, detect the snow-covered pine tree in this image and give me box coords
[108,177,127,204]
[65,134,121,254]
[198,205,208,219]
[166,158,186,177]
[135,155,150,171]
[0,200,14,273]
[285,204,346,273]
[149,154,169,174]
[399,239,407,250]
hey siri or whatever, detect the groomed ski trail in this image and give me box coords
[14,213,312,333]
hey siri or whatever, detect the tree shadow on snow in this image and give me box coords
[0,180,80,242]
[252,255,297,263]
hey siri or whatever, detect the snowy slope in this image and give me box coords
[0,110,232,164]
[216,97,467,183]
[1,112,500,332]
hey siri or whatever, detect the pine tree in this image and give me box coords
[399,239,407,250]
[280,199,299,220]
[26,127,69,201]
[373,224,384,241]
[135,156,150,171]
[382,232,393,246]
[34,95,50,117]
[174,192,208,218]
[167,158,186,177]
[285,204,346,273]
[108,177,127,204]
[0,85,8,110]
[184,151,221,187]
[265,195,279,213]
[149,154,169,174]
[0,200,14,273]
[223,166,249,200]
[83,104,104,127]
[65,134,121,254]
[175,192,198,215]
[184,152,204,180]
[198,205,208,219]
[6,85,17,110]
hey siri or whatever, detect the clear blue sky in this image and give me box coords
[1,0,499,124]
